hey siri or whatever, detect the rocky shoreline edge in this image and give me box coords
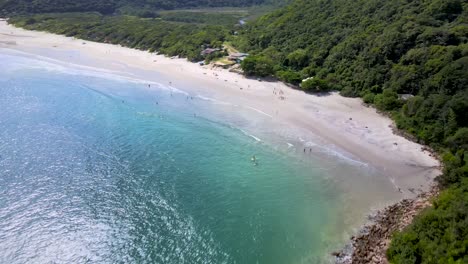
[333,185,440,264]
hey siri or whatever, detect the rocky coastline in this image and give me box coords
[334,185,439,264]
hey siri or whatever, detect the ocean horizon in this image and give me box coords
[0,49,400,263]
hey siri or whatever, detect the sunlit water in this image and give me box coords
[0,50,400,263]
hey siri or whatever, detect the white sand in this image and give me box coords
[0,21,440,197]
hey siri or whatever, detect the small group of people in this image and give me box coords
[273,88,286,100]
[273,88,284,95]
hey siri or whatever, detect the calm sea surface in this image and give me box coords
[0,50,398,263]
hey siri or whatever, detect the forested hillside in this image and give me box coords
[0,0,283,15]
[3,0,278,62]
[237,0,468,262]
[9,12,230,61]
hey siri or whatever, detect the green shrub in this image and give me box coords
[276,70,303,84]
[387,180,468,264]
[300,77,331,92]
[363,93,375,104]
[340,86,359,97]
[241,56,275,77]
[374,89,401,111]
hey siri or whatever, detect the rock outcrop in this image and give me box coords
[335,186,439,264]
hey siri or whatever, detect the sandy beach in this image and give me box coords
[0,20,440,198]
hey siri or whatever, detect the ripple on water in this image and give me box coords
[0,77,231,264]
[0,52,399,264]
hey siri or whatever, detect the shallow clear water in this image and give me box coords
[0,51,397,263]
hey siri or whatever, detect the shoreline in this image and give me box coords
[0,20,442,262]
[334,184,439,264]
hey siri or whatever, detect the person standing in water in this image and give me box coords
[251,155,258,166]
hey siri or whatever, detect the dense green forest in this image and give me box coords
[158,10,245,25]
[0,0,284,16]
[3,0,468,262]
[9,12,230,61]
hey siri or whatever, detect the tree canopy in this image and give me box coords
[0,0,285,15]
[9,13,229,62]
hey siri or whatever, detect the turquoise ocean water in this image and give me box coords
[0,50,397,263]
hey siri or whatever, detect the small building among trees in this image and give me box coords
[227,52,249,63]
[201,48,220,56]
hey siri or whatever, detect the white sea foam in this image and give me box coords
[296,135,368,167]
[195,95,232,106]
[1,49,189,95]
[245,106,273,118]
[239,129,262,142]
[316,144,368,167]
[327,148,369,167]
[389,176,399,190]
